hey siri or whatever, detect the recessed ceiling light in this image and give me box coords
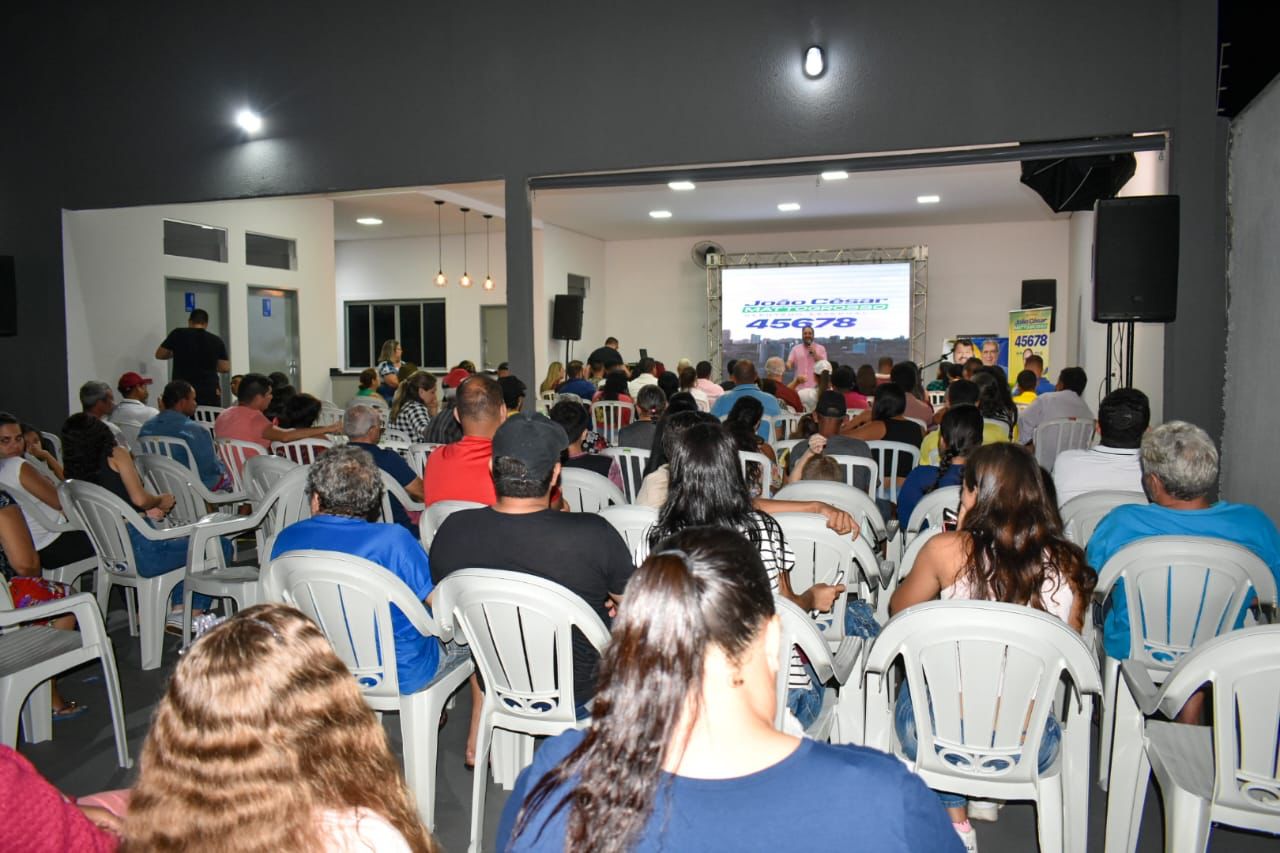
[235,108,263,134]
[777,202,801,212]
[668,181,696,191]
[821,170,849,181]
[803,45,825,78]
[356,217,383,226]
[917,195,941,204]
[649,210,673,219]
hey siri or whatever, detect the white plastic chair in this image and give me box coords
[382,427,412,444]
[773,596,867,743]
[193,405,223,432]
[598,504,658,556]
[1034,418,1096,472]
[927,390,947,408]
[984,417,1013,438]
[864,600,1102,853]
[590,400,633,446]
[242,453,299,504]
[319,402,345,425]
[261,550,473,829]
[379,469,426,526]
[133,454,232,529]
[774,480,886,550]
[1060,490,1147,547]
[434,568,612,853]
[1104,625,1280,853]
[271,437,333,466]
[136,435,243,503]
[766,411,803,446]
[5,488,98,589]
[38,431,62,463]
[215,438,268,494]
[904,416,930,434]
[0,589,131,768]
[1088,536,1277,791]
[58,480,201,670]
[559,467,625,512]
[737,449,775,498]
[875,526,944,624]
[419,500,486,550]
[406,442,445,475]
[884,484,960,582]
[826,453,879,499]
[601,446,650,503]
[776,512,879,638]
[772,438,808,475]
[866,440,920,504]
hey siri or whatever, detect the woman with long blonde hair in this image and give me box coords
[122,604,436,853]
[539,361,565,396]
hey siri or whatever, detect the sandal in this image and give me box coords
[53,700,89,721]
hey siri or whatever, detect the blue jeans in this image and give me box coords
[127,526,233,611]
[788,600,882,729]
[895,688,1061,809]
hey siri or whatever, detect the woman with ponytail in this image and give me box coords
[894,406,984,527]
[499,527,960,853]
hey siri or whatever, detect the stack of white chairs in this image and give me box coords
[1033,418,1096,472]
[559,468,625,512]
[1059,490,1146,547]
[590,400,633,446]
[601,446,650,503]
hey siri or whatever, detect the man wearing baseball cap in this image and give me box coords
[787,390,874,493]
[110,371,159,440]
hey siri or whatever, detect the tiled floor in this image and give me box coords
[20,607,1280,852]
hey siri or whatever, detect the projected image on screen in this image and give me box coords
[720,263,912,379]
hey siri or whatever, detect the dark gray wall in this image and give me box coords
[1,0,1225,434]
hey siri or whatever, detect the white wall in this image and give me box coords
[63,196,336,407]
[1222,78,1280,514]
[335,232,508,373]
[539,225,606,373]
[601,220,1073,375]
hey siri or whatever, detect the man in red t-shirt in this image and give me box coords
[423,374,506,506]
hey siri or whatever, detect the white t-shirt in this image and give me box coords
[317,808,412,853]
[0,457,60,549]
[1052,445,1144,505]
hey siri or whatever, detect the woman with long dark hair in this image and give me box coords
[591,369,633,405]
[500,527,959,852]
[894,406,984,526]
[846,384,925,495]
[722,396,778,497]
[890,442,1095,843]
[972,366,1018,437]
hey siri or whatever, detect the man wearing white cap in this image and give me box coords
[798,358,833,412]
[785,325,827,390]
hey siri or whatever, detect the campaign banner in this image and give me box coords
[721,264,911,342]
[1008,308,1052,379]
[944,335,1008,372]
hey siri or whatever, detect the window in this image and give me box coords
[245,232,297,270]
[163,219,227,262]
[345,300,446,370]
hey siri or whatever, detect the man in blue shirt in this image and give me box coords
[344,399,423,536]
[1088,421,1280,666]
[138,380,228,491]
[710,359,781,441]
[1024,354,1057,395]
[270,445,440,694]
[557,360,597,400]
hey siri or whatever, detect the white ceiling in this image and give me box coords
[330,160,1064,243]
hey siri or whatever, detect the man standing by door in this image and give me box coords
[156,308,230,406]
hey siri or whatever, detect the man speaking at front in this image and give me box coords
[785,324,827,390]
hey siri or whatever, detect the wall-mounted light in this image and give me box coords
[459,207,472,287]
[483,214,496,290]
[235,108,263,134]
[356,217,383,226]
[777,202,801,212]
[917,195,941,204]
[820,170,849,181]
[668,181,696,191]
[433,200,447,287]
[803,46,825,78]
[649,210,673,219]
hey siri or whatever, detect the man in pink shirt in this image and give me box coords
[785,325,827,390]
[213,372,339,450]
[693,360,725,403]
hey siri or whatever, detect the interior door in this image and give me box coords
[164,278,231,403]
[481,304,508,370]
[247,287,301,387]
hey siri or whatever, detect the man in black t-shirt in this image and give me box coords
[585,336,624,371]
[155,308,230,406]
[429,412,634,705]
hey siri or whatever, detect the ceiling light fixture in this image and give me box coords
[356,217,383,226]
[433,200,447,287]
[483,214,496,291]
[917,195,941,204]
[803,46,825,78]
[820,170,849,181]
[459,208,472,287]
[235,108,263,134]
[668,181,696,191]
[649,210,673,219]
[777,202,801,212]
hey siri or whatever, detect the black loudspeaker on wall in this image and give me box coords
[0,256,15,337]
[1092,195,1180,323]
[552,293,584,341]
[1020,279,1057,333]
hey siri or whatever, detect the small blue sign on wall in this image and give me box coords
[262,298,272,317]
[184,292,195,312]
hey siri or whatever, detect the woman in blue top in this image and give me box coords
[896,406,984,527]
[499,526,961,853]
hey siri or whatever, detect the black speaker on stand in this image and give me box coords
[1020,279,1058,333]
[552,293,584,368]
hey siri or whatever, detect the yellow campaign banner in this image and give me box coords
[1008,307,1052,380]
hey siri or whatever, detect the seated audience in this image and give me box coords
[275,392,322,430]
[22,422,64,482]
[724,396,779,497]
[271,447,439,691]
[1088,421,1280,668]
[1024,354,1056,394]
[763,357,803,412]
[355,366,380,398]
[891,442,1094,845]
[229,373,243,400]
[109,371,158,438]
[656,368,679,401]
[1053,388,1149,504]
[833,365,871,412]
[213,373,338,452]
[0,412,98,575]
[875,355,895,383]
[791,452,843,482]
[387,370,438,442]
[890,362,934,424]
[617,385,665,450]
[344,401,422,536]
[138,380,229,491]
[845,385,925,486]
[1012,370,1039,404]
[592,369,634,406]
[422,374,505,505]
[710,360,781,441]
[499,375,528,414]
[499,527,959,853]
[797,358,834,411]
[539,361,565,397]
[0,745,119,851]
[963,356,983,380]
[895,406,983,527]
[442,361,475,398]
[676,365,709,411]
[927,361,963,392]
[79,381,127,447]
[376,338,404,402]
[123,604,437,852]
[557,360,596,400]
[263,372,296,422]
[921,380,1010,462]
[548,401,624,491]
[972,367,1020,438]
[1016,366,1092,447]
[628,357,659,399]
[855,363,879,397]
[693,360,725,404]
[787,391,873,492]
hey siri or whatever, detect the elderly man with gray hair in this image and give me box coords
[1088,420,1280,671]
[763,356,803,412]
[343,399,423,535]
[269,444,442,693]
[79,379,128,447]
